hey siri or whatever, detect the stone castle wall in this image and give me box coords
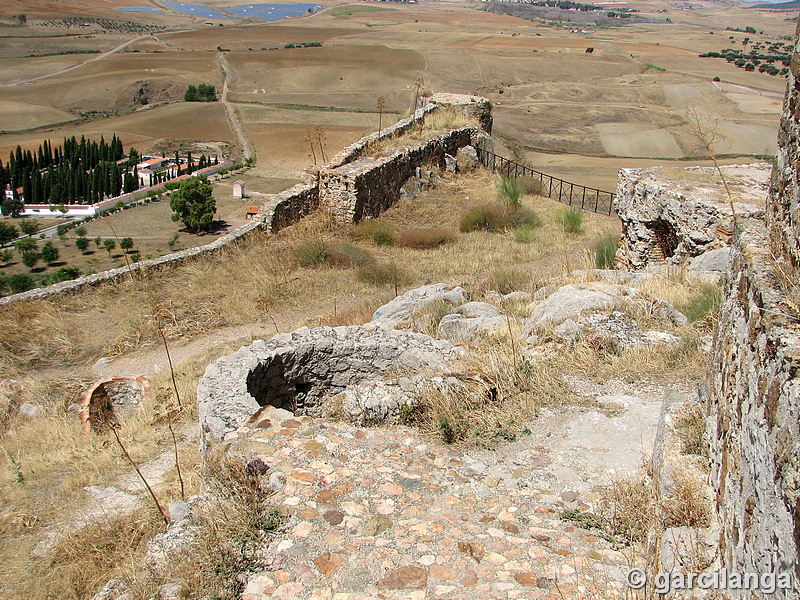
[708,20,800,597]
[1,94,491,305]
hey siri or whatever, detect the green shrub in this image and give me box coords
[397,228,457,249]
[518,174,545,196]
[681,284,722,323]
[509,207,542,229]
[352,220,397,246]
[496,176,523,209]
[460,204,511,232]
[295,241,373,268]
[7,273,34,294]
[53,266,81,282]
[513,225,536,244]
[558,207,583,234]
[594,234,618,268]
[357,263,406,286]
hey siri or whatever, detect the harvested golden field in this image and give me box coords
[0,102,233,158]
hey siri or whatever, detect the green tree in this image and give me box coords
[75,226,87,237]
[94,236,102,247]
[0,222,19,244]
[2,196,24,218]
[184,85,199,102]
[75,237,89,254]
[15,238,36,254]
[18,220,39,236]
[41,241,59,264]
[103,238,116,256]
[21,251,39,270]
[169,177,216,232]
[120,237,134,252]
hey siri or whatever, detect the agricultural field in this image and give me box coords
[0,0,795,267]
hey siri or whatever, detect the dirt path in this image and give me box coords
[0,35,150,88]
[218,52,253,161]
[92,321,289,379]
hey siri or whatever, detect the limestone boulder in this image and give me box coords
[456,145,480,171]
[437,301,509,342]
[341,380,413,425]
[520,283,687,343]
[689,247,731,273]
[371,283,467,325]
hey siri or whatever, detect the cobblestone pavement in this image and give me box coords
[229,381,679,600]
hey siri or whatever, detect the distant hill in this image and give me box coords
[746,0,800,10]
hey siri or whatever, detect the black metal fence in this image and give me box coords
[476,148,615,216]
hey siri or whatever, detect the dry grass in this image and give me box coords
[673,401,708,457]
[598,472,657,544]
[661,468,712,529]
[130,457,283,600]
[31,508,164,600]
[408,333,578,447]
[365,106,478,157]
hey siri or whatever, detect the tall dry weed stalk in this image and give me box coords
[686,105,737,220]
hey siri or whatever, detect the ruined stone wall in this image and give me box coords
[709,222,800,595]
[769,20,800,269]
[614,164,768,270]
[319,126,482,222]
[708,22,800,597]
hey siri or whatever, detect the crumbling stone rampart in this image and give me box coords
[614,164,768,270]
[708,20,800,597]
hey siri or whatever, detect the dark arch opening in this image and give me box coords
[246,354,316,413]
[646,219,679,261]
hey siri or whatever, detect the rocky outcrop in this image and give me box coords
[614,164,769,270]
[371,283,468,325]
[519,282,686,340]
[437,302,509,342]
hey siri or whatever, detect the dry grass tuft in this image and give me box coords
[408,334,576,447]
[397,227,458,249]
[133,458,283,600]
[673,401,708,457]
[0,301,81,372]
[598,472,657,544]
[661,468,711,528]
[18,508,163,600]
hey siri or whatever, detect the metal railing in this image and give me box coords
[476,148,616,216]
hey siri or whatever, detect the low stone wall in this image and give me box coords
[614,164,769,270]
[708,219,800,595]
